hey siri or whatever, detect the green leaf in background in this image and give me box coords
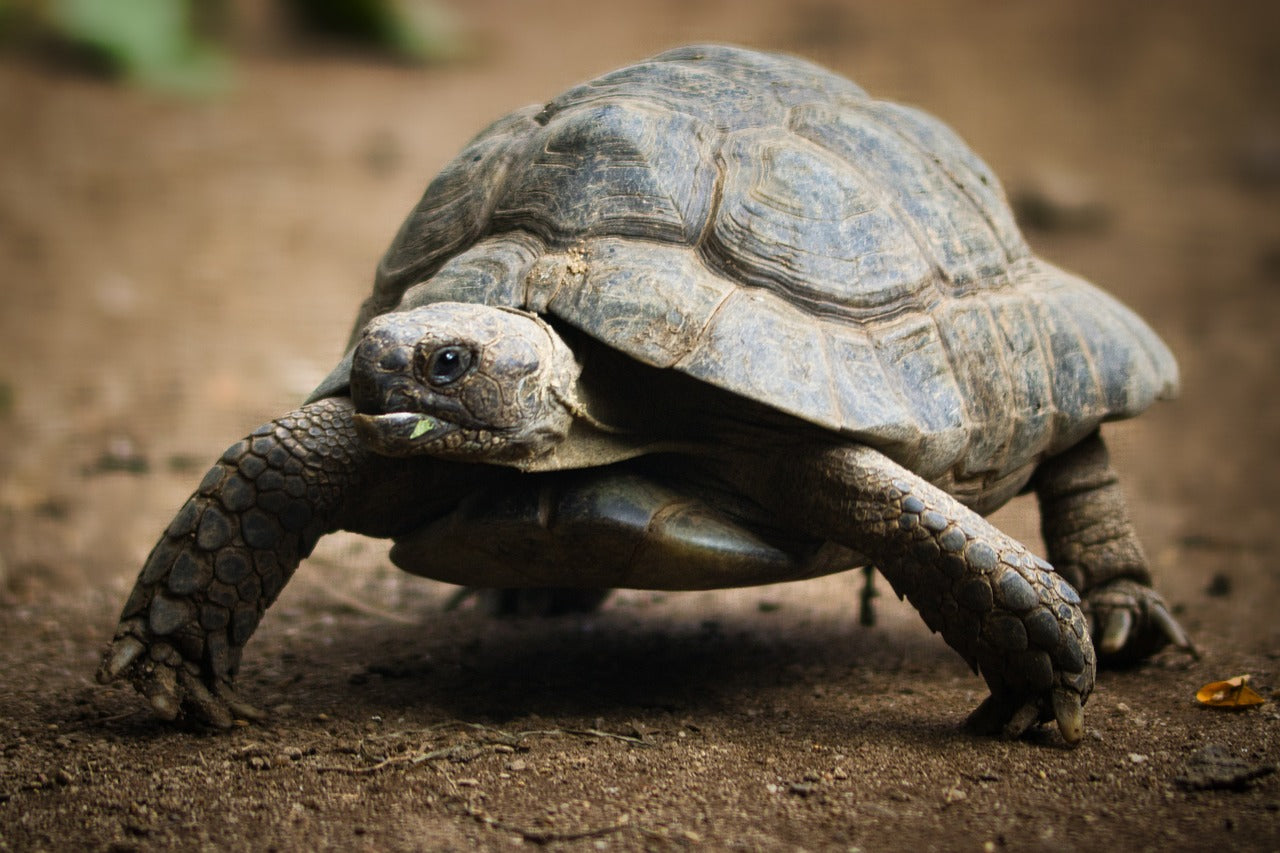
[380,0,464,62]
[1,0,465,94]
[48,0,229,94]
[287,0,464,63]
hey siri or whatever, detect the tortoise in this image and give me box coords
[99,44,1191,743]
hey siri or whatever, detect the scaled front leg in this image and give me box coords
[98,398,368,727]
[734,444,1096,744]
[1033,431,1193,664]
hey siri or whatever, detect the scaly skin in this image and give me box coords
[723,443,1096,743]
[1033,432,1193,664]
[97,398,366,725]
[96,397,484,726]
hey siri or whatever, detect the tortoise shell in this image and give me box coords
[318,44,1177,497]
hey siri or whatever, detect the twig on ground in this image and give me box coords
[463,804,632,845]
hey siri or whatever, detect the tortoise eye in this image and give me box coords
[422,345,474,387]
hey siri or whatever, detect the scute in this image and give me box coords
[931,299,1018,474]
[400,233,541,312]
[354,106,540,348]
[328,44,1179,486]
[789,102,1026,290]
[868,311,971,474]
[652,44,870,112]
[537,61,780,133]
[493,100,718,245]
[528,238,734,368]
[708,127,936,316]
[871,101,1025,260]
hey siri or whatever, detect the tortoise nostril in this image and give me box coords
[383,388,421,413]
[379,347,411,372]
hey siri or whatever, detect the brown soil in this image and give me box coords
[2,1,1279,850]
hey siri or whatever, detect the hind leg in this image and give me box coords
[1032,431,1193,664]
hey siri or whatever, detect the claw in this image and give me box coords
[140,662,180,720]
[1001,701,1041,740]
[1100,608,1134,655]
[967,690,1085,744]
[178,670,233,729]
[97,636,145,683]
[145,676,181,723]
[1052,689,1084,746]
[98,628,268,728]
[1151,602,1198,659]
[217,682,268,722]
[1087,580,1196,664]
[149,693,180,721]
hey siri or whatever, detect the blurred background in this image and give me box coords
[2,3,1279,847]
[0,0,1277,644]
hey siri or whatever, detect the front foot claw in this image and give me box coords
[1085,579,1196,665]
[955,552,1097,746]
[96,399,365,728]
[965,687,1085,745]
[177,669,268,728]
[97,620,264,729]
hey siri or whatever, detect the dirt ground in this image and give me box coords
[2,1,1279,850]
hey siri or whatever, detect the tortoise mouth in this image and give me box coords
[354,411,460,457]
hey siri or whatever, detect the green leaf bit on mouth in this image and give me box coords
[409,416,439,440]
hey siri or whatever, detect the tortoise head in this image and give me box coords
[350,302,584,466]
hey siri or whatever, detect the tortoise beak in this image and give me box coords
[354,412,459,456]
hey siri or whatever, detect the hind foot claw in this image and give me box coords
[1085,579,1195,665]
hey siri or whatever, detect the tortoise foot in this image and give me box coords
[965,687,1084,745]
[98,618,266,728]
[1084,579,1195,666]
[97,399,360,726]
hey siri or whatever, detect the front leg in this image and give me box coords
[730,444,1096,744]
[98,398,369,726]
[1033,431,1193,664]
